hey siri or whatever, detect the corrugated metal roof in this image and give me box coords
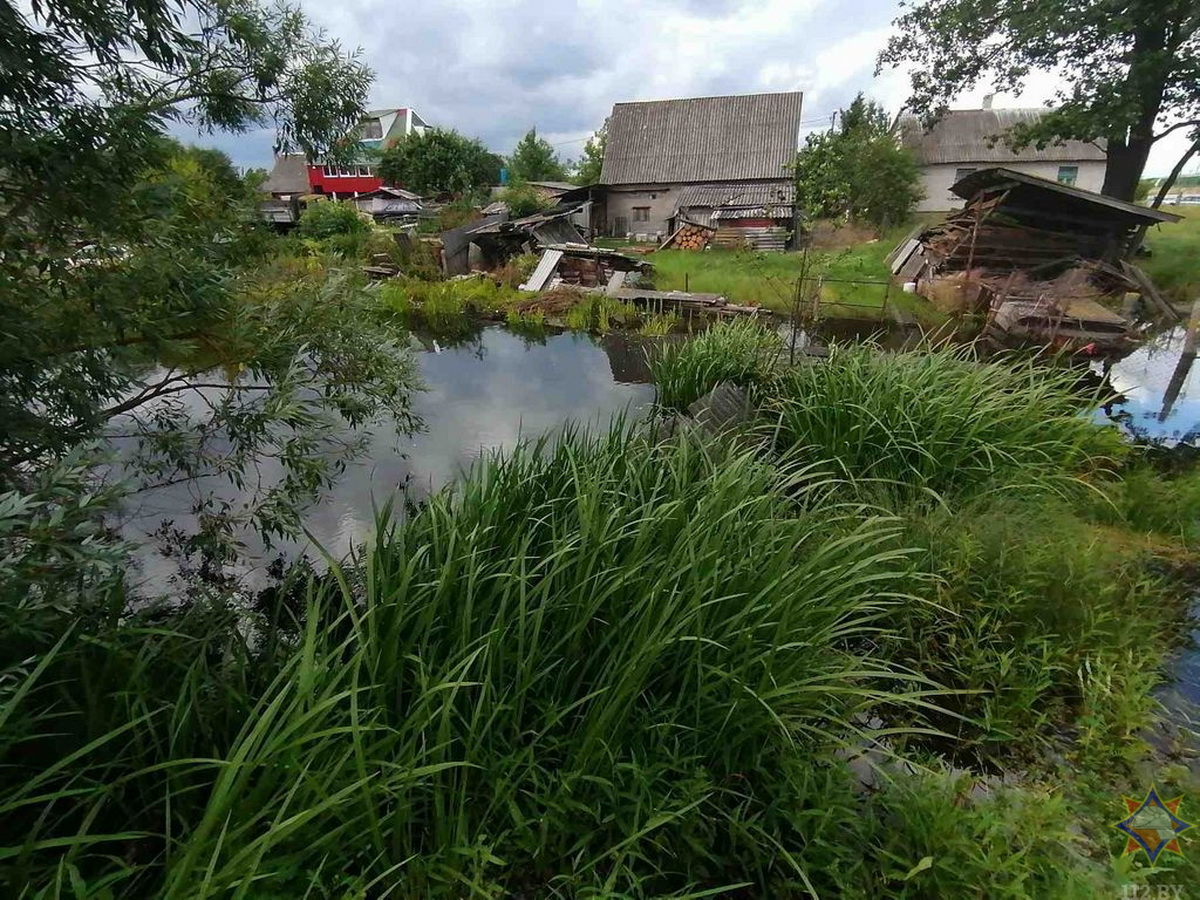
[711,206,794,220]
[528,181,577,192]
[675,182,795,208]
[262,154,310,194]
[600,92,803,185]
[899,109,1107,165]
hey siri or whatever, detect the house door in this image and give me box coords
[614,215,629,237]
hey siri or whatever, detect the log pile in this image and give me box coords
[659,222,714,251]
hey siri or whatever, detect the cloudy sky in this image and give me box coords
[175,0,1192,177]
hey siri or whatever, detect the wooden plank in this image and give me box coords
[609,288,725,306]
[890,239,921,275]
[657,226,685,251]
[1122,262,1180,322]
[520,249,563,291]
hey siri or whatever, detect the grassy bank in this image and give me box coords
[1142,205,1200,304]
[648,226,938,325]
[2,323,1197,896]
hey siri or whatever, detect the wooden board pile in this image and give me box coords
[556,255,615,287]
[713,226,788,252]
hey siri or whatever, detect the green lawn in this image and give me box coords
[647,222,937,323]
[1141,205,1200,305]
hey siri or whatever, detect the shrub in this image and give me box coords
[501,182,553,218]
[296,200,370,240]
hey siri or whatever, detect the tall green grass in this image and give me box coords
[765,343,1124,504]
[1,429,923,896]
[649,322,1180,768]
[650,318,782,410]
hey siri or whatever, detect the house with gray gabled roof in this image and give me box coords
[599,92,803,243]
[899,102,1107,212]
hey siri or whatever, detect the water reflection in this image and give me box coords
[126,327,655,589]
[1102,327,1200,445]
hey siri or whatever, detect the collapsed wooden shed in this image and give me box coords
[889,167,1182,351]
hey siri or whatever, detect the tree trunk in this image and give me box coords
[1127,136,1200,255]
[1103,136,1155,201]
[1101,21,1171,201]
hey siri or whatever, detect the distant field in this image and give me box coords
[1141,205,1200,304]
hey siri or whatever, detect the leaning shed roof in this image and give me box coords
[262,154,310,194]
[899,108,1107,166]
[600,92,803,185]
[953,167,1180,231]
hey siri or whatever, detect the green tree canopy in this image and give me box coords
[508,128,567,182]
[573,123,607,185]
[877,0,1200,201]
[793,95,923,229]
[377,128,502,196]
[0,0,422,574]
[0,0,372,478]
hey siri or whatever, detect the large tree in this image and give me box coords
[0,1,420,592]
[508,127,567,182]
[794,95,923,228]
[378,128,502,195]
[1,0,374,471]
[878,0,1200,201]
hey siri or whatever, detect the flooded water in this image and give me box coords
[1149,596,1200,764]
[1101,326,1200,445]
[1100,326,1200,755]
[124,327,656,589]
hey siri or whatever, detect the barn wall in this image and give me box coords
[603,185,677,238]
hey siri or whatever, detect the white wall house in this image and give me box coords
[900,104,1107,213]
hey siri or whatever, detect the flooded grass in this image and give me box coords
[648,224,938,325]
[378,276,686,339]
[6,321,1200,896]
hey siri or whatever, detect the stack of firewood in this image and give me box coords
[663,223,714,251]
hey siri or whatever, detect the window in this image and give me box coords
[953,167,977,183]
[633,207,650,222]
[356,165,371,177]
[358,118,383,140]
[1057,165,1079,186]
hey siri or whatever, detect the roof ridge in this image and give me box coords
[612,90,802,107]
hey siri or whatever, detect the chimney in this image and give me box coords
[982,94,994,110]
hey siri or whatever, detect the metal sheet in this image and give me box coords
[520,249,563,291]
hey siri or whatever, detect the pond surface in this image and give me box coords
[1101,326,1200,445]
[125,327,656,590]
